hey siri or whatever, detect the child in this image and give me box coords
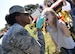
[42,9,75,54]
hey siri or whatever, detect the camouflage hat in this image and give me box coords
[9,5,29,14]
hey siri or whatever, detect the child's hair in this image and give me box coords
[44,9,58,33]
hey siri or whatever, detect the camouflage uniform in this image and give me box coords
[0,23,45,54]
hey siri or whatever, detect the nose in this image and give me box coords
[44,15,47,19]
[43,15,47,21]
[44,15,46,18]
[45,18,48,21]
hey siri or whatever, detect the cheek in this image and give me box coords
[26,16,30,23]
[26,16,30,21]
[47,19,50,23]
[47,17,53,23]
[49,18,53,21]
[20,15,25,20]
[21,16,26,22]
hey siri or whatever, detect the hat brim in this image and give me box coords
[24,11,29,14]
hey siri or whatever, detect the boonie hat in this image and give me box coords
[9,5,29,14]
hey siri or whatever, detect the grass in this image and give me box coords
[25,25,55,54]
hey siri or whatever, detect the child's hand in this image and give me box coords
[55,47,61,54]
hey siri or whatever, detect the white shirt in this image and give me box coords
[46,21,75,49]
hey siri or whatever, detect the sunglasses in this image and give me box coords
[21,13,30,16]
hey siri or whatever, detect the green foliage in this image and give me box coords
[0,27,6,32]
[25,25,55,54]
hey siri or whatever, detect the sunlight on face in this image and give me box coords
[44,11,54,24]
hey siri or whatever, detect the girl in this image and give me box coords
[42,9,75,54]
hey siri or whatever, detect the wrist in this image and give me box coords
[56,46,59,48]
[37,28,42,31]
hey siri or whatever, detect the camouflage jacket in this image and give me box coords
[0,23,45,54]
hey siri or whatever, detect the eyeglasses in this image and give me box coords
[21,13,30,16]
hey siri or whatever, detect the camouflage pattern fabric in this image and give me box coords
[0,23,45,54]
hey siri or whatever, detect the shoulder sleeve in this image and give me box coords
[36,31,45,54]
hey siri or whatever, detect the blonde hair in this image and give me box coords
[43,9,58,33]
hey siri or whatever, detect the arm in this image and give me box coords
[37,29,45,54]
[46,26,60,53]
[35,15,45,54]
[50,0,63,9]
[50,35,60,53]
[51,36,58,47]
[58,21,71,37]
